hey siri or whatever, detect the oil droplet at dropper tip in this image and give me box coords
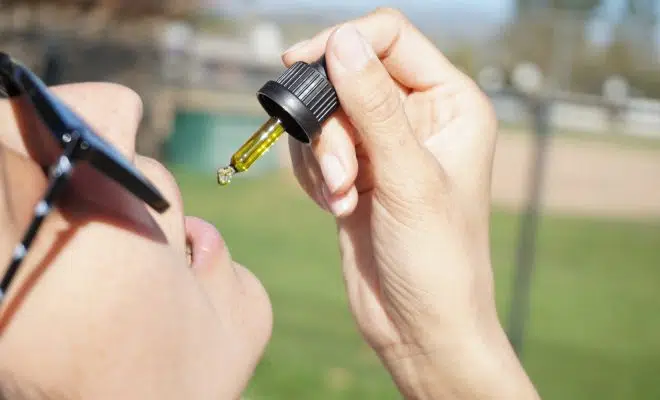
[215,116,285,186]
[217,166,236,186]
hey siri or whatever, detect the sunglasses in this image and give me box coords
[0,52,170,304]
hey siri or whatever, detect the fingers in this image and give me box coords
[311,112,357,196]
[282,8,456,214]
[282,7,466,91]
[287,22,437,214]
[288,111,361,217]
[288,137,328,212]
[301,141,328,208]
[310,112,360,215]
[324,24,432,190]
[290,134,359,217]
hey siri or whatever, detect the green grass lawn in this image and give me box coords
[172,168,660,400]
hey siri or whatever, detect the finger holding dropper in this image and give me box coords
[217,55,339,186]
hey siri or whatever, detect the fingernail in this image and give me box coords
[283,39,310,55]
[331,24,374,72]
[322,185,354,217]
[330,196,352,217]
[320,153,346,193]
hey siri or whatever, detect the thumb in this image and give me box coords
[324,24,431,192]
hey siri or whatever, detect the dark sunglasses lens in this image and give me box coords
[1,52,170,214]
[0,55,23,98]
[0,76,6,98]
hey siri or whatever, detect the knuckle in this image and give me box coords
[371,6,407,22]
[288,138,308,179]
[292,163,311,193]
[469,83,498,137]
[358,73,402,126]
[479,90,498,127]
[369,7,412,35]
[288,150,316,196]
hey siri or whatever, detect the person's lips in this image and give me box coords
[184,216,227,270]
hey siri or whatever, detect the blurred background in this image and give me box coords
[1,0,659,398]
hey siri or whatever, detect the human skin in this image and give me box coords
[0,83,273,399]
[284,8,541,399]
[0,7,540,400]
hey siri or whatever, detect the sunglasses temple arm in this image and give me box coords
[0,136,81,303]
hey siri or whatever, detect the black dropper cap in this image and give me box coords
[256,55,339,144]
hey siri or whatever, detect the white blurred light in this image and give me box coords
[512,62,543,95]
[160,21,194,81]
[161,21,194,51]
[478,66,505,92]
[603,75,629,103]
[250,22,283,65]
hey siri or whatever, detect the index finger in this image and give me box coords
[281,7,468,91]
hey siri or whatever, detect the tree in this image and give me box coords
[498,0,606,90]
[516,0,603,18]
[550,0,602,13]
[621,0,658,63]
[625,0,658,17]
[0,0,199,19]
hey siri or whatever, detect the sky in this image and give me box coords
[206,0,658,44]
[251,0,512,19]
[212,0,512,23]
[210,0,639,22]
[208,0,512,40]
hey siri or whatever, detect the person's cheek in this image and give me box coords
[0,223,253,399]
[134,155,186,255]
[185,217,273,382]
[209,261,273,356]
[231,262,273,360]
[199,261,273,396]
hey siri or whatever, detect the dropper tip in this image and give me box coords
[217,166,236,186]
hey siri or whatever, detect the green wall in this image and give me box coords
[164,110,280,177]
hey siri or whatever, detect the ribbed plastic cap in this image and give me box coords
[256,56,339,144]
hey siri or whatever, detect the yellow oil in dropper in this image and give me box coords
[216,116,285,185]
[217,55,338,186]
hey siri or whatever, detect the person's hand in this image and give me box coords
[284,8,539,398]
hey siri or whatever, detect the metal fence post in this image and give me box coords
[507,94,552,358]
